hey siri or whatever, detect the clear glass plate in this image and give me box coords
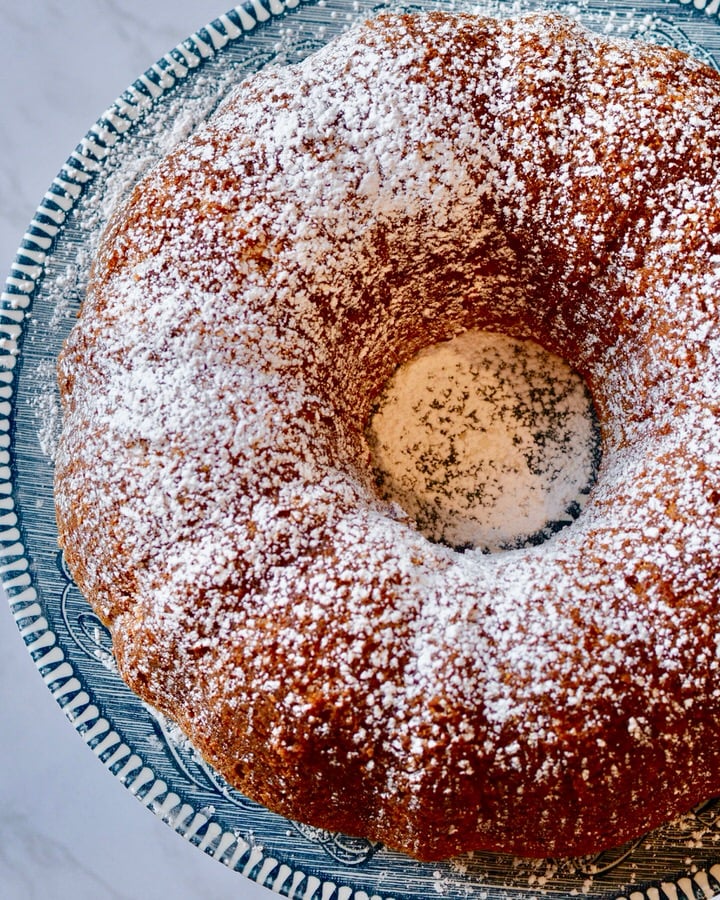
[3,1,720,898]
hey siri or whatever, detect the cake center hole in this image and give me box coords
[367,329,601,553]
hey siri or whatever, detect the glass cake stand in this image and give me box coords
[3,1,720,898]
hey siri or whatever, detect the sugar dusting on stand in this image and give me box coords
[53,10,720,862]
[368,329,599,551]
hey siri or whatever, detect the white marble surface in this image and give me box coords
[0,2,275,897]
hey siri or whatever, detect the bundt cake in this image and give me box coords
[54,11,720,859]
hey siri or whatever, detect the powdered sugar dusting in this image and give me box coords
[368,329,599,550]
[53,10,720,862]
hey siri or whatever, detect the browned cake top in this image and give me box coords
[55,11,720,859]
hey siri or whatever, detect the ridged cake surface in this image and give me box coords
[55,11,720,859]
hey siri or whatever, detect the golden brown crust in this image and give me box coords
[54,12,720,859]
